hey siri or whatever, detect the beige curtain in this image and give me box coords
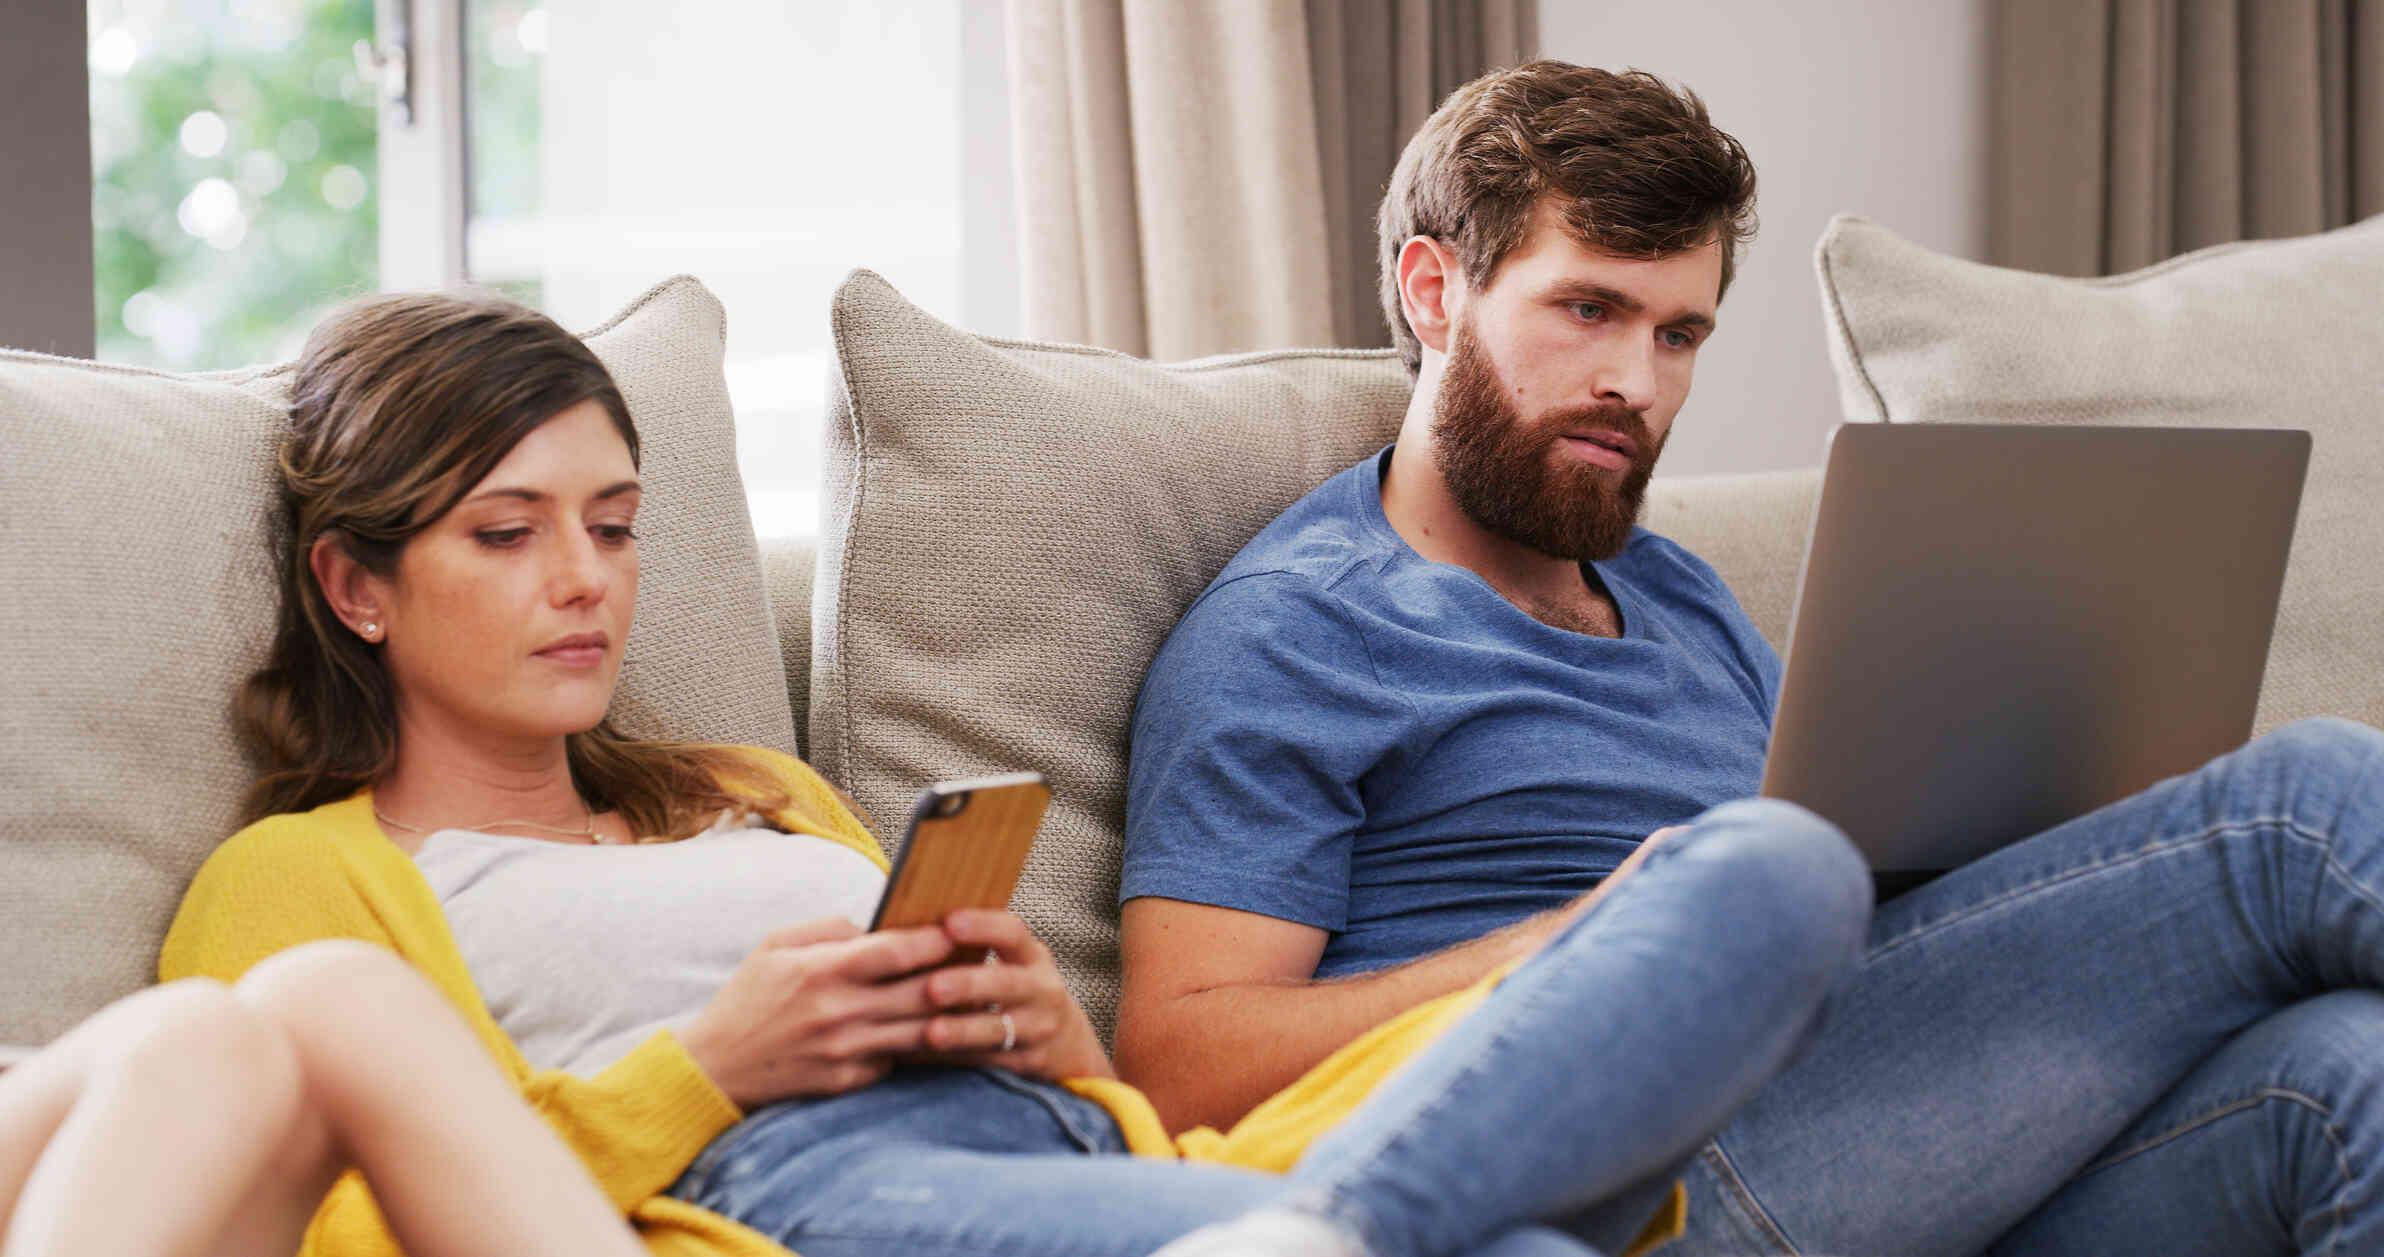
[1008,0,1535,359]
[1991,0,2384,276]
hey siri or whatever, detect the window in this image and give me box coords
[449,0,1004,538]
[88,0,379,369]
[85,0,1016,538]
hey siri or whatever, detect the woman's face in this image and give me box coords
[371,400,640,747]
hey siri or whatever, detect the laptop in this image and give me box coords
[1758,423,2309,881]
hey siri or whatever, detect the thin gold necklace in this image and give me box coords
[373,801,616,845]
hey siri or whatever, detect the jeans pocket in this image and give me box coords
[973,1069,1131,1155]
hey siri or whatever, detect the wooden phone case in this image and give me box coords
[870,774,1050,958]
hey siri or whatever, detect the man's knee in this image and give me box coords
[1669,798,1873,968]
[2218,719,2384,845]
[1689,799,1870,909]
[2241,716,2384,784]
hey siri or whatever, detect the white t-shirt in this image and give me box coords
[413,811,887,1075]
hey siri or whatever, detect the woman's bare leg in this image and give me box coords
[229,940,647,1257]
[0,978,318,1257]
[3,941,646,1257]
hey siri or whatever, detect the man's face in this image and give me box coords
[1429,201,1721,561]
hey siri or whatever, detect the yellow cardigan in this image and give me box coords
[159,747,1679,1257]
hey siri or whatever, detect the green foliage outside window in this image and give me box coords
[90,0,378,370]
[465,0,545,310]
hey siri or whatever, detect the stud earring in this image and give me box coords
[360,621,380,640]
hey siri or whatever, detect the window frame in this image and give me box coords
[370,0,467,291]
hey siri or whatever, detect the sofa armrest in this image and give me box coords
[1641,466,1822,652]
[758,536,819,760]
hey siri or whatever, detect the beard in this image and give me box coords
[1429,318,1666,562]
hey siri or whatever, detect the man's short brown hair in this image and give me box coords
[1377,60,1758,375]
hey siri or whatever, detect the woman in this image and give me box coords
[150,290,1872,1257]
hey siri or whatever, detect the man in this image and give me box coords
[1122,60,2384,1256]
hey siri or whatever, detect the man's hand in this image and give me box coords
[1114,898,1570,1133]
[1115,823,1694,1134]
[1546,823,1684,929]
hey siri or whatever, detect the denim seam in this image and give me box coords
[1305,967,1594,1256]
[2314,731,2384,990]
[1867,816,2328,962]
[1695,1140,1799,1254]
[2321,842,2384,925]
[2074,1087,2350,1257]
[1311,1030,1513,1254]
[2316,720,2384,840]
[974,1069,1117,1154]
[1306,828,1739,1251]
[1303,839,1714,1245]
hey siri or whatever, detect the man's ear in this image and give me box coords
[1397,236,1463,357]
[309,532,388,641]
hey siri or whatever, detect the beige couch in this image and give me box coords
[4,213,2381,1062]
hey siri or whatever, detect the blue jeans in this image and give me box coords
[668,800,1872,1257]
[1672,717,2384,1256]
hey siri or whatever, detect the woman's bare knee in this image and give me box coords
[2,979,296,1214]
[90,980,302,1109]
[8,979,303,1134]
[233,939,414,1008]
[232,940,460,1113]
[55,978,236,1066]
[233,940,433,1044]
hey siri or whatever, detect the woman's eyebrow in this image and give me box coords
[460,480,642,506]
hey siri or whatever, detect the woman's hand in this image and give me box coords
[913,910,1115,1082]
[677,917,955,1109]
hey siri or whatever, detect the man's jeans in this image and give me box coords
[669,799,1872,1257]
[1675,716,2384,1256]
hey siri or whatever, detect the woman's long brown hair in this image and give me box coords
[236,290,787,837]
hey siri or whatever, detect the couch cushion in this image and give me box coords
[1642,468,1822,653]
[1816,214,2384,732]
[759,536,818,761]
[0,275,794,1044]
[816,270,1411,1034]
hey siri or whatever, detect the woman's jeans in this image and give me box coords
[668,800,1873,1257]
[1672,716,2384,1257]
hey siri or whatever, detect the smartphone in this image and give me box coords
[869,772,1050,963]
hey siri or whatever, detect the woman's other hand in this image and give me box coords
[678,917,953,1109]
[914,910,1115,1082]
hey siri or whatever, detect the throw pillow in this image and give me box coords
[816,270,1412,1034]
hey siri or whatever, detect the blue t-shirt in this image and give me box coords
[1123,447,1782,979]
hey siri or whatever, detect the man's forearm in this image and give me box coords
[1116,907,1569,1134]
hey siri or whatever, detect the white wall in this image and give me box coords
[1539,0,1992,476]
